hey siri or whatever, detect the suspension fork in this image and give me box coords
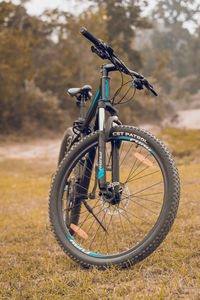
[97,65,109,191]
[98,75,121,194]
[111,139,120,183]
[98,104,107,190]
[98,107,121,192]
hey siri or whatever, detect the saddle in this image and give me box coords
[67,85,92,100]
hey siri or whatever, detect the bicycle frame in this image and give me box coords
[76,63,121,196]
[49,28,179,268]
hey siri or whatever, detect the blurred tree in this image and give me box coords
[153,0,200,28]
[0,3,32,131]
[151,24,194,77]
[141,0,200,95]
[191,27,200,78]
[152,49,175,92]
[0,1,15,30]
[0,1,61,133]
[0,0,177,134]
[89,0,151,69]
[35,6,108,112]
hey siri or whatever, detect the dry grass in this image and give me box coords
[0,130,200,299]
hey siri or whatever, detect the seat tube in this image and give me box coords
[80,95,86,120]
[98,66,110,190]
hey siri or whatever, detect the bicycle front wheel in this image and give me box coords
[49,126,180,268]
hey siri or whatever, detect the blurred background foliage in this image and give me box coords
[0,0,200,135]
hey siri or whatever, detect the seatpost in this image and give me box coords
[79,95,86,120]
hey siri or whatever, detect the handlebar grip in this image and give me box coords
[150,88,158,96]
[80,27,100,47]
[143,79,158,96]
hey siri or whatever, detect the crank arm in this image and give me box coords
[82,199,107,233]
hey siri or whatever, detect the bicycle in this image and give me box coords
[49,27,180,269]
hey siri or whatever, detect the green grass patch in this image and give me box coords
[158,128,200,164]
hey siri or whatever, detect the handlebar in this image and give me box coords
[80,27,101,48]
[80,27,158,97]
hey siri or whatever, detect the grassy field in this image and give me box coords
[0,129,200,299]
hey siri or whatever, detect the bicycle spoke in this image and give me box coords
[123,147,142,182]
[120,143,134,167]
[130,181,163,196]
[77,199,101,225]
[126,169,160,182]
[126,165,149,182]
[89,210,107,249]
[120,210,144,233]
[125,151,151,183]
[121,207,152,226]
[127,198,159,215]
[111,214,119,252]
[121,193,161,205]
[119,141,124,162]
[97,212,109,253]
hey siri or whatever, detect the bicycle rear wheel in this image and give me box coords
[58,127,74,165]
[57,127,81,232]
[49,126,180,268]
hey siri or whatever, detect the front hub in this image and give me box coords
[101,182,130,215]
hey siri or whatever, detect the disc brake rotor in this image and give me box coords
[101,183,130,215]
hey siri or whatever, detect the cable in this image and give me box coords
[115,85,136,106]
[117,81,134,105]
[110,70,124,105]
[111,79,136,106]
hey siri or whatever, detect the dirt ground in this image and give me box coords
[0,109,199,161]
[175,109,200,129]
[0,138,61,161]
[163,108,200,129]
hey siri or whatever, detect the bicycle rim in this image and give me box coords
[57,135,167,258]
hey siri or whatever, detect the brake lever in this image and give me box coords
[134,79,144,90]
[134,78,158,96]
[98,39,114,56]
[91,46,108,60]
[143,79,158,96]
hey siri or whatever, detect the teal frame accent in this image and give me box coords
[105,79,109,98]
[98,168,104,179]
[88,88,100,113]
